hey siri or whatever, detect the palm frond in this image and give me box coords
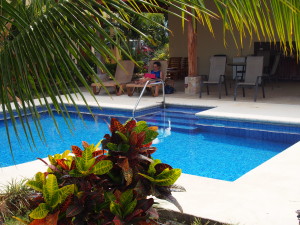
[0,0,299,157]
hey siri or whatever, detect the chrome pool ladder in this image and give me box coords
[132,79,166,119]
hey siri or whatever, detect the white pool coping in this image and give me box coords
[1,92,300,225]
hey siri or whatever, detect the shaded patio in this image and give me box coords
[170,79,300,105]
[96,79,300,105]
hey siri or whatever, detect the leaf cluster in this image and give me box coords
[0,179,33,223]
[18,118,185,225]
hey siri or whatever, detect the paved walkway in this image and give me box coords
[1,81,300,225]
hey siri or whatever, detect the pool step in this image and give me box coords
[164,106,211,114]
[196,118,300,134]
[196,120,300,144]
[146,121,200,133]
[138,114,198,128]
[136,107,203,133]
[137,112,198,124]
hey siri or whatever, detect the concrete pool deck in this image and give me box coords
[1,82,300,225]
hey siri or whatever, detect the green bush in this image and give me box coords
[18,118,185,225]
[152,43,170,60]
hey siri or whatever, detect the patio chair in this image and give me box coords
[126,60,168,97]
[234,56,264,102]
[91,60,134,95]
[263,53,280,89]
[199,56,227,99]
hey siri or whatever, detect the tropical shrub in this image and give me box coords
[19,118,185,225]
[151,44,170,61]
[134,61,148,74]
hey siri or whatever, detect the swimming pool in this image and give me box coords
[1,105,299,181]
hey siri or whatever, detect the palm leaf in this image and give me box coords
[0,0,299,157]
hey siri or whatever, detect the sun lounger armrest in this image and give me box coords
[148,79,164,85]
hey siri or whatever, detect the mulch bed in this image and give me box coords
[157,209,230,225]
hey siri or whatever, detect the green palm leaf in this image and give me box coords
[0,0,299,157]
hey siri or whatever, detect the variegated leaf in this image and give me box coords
[92,160,113,175]
[120,189,133,207]
[123,199,137,218]
[71,145,82,157]
[43,174,60,209]
[29,203,49,220]
[59,184,75,203]
[111,118,125,133]
[124,120,136,133]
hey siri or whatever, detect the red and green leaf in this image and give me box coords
[56,159,69,170]
[82,141,90,148]
[66,203,83,218]
[29,211,59,225]
[111,118,125,133]
[92,150,107,157]
[118,159,133,186]
[60,195,73,213]
[136,132,146,147]
[129,132,138,146]
[124,120,136,133]
[72,146,82,157]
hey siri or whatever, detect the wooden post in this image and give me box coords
[187,15,197,77]
[184,15,200,95]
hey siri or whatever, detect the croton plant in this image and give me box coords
[16,118,185,225]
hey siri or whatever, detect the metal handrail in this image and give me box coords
[132,79,165,119]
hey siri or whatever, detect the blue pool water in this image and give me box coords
[1,105,299,181]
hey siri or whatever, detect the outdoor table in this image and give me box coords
[227,62,246,80]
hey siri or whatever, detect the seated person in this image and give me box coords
[135,61,163,84]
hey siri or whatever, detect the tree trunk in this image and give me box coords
[187,15,197,77]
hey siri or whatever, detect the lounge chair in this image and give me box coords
[234,56,264,102]
[91,60,134,95]
[199,56,227,99]
[126,60,168,97]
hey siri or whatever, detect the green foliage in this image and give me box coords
[104,63,117,76]
[0,179,33,223]
[27,174,75,219]
[29,203,49,220]
[134,60,147,73]
[140,168,182,186]
[152,43,170,60]
[26,172,45,192]
[23,118,185,224]
[2,0,300,159]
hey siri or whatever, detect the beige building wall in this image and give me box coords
[168,5,262,76]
